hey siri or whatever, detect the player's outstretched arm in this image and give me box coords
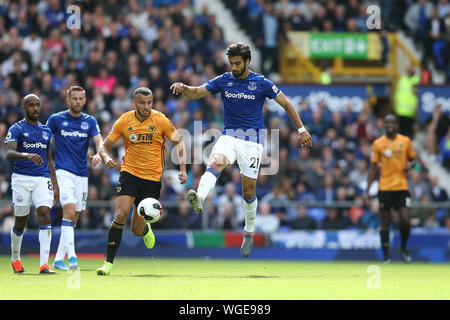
[47,146,59,206]
[99,137,117,169]
[6,141,43,165]
[170,133,188,184]
[170,83,211,100]
[274,92,312,147]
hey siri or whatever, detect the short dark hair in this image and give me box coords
[385,114,397,123]
[226,42,251,62]
[133,87,152,99]
[66,86,85,98]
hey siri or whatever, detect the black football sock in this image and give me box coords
[400,222,410,251]
[106,220,124,264]
[380,229,390,258]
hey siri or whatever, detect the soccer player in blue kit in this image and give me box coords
[46,86,107,270]
[5,94,59,274]
[170,42,312,257]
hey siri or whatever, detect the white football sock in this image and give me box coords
[39,224,52,267]
[11,227,24,262]
[54,231,66,262]
[244,196,257,233]
[62,219,76,259]
[197,167,219,202]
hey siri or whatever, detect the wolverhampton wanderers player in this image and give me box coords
[96,87,188,275]
[365,114,416,263]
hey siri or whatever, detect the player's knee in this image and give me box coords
[242,188,255,201]
[209,154,227,171]
[113,209,129,225]
[14,217,27,232]
[36,207,51,225]
[62,204,77,222]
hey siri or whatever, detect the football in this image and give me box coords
[137,198,163,223]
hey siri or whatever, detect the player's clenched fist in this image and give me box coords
[170,82,186,95]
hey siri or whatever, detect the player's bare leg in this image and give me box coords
[36,206,55,274]
[97,195,134,275]
[11,214,28,273]
[130,207,155,249]
[188,153,229,214]
[240,175,258,258]
[398,207,412,263]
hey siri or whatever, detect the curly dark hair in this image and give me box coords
[225,42,251,62]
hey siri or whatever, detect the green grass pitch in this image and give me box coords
[0,256,449,300]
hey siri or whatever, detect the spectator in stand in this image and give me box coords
[172,200,202,230]
[349,196,365,227]
[111,85,132,118]
[215,182,245,229]
[440,130,450,169]
[254,202,280,234]
[315,174,335,203]
[322,208,348,230]
[260,1,280,75]
[262,186,289,226]
[426,105,450,156]
[361,198,381,230]
[93,67,117,96]
[409,170,430,200]
[349,159,368,189]
[425,6,447,69]
[289,205,317,230]
[404,0,433,46]
[420,60,433,84]
[298,0,321,22]
[429,175,448,202]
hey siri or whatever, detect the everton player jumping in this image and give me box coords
[170,42,312,258]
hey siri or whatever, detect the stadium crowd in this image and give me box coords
[225,0,450,82]
[0,0,449,234]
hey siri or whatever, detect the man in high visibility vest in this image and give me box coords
[394,65,420,138]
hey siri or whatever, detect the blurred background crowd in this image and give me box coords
[0,0,449,234]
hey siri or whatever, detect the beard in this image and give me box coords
[137,108,150,118]
[232,67,245,78]
[69,104,83,114]
[26,112,40,122]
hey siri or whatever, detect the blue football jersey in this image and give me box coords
[5,119,52,177]
[46,111,100,177]
[205,71,281,132]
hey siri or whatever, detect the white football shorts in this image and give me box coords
[56,169,88,212]
[11,173,54,216]
[210,135,264,179]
